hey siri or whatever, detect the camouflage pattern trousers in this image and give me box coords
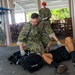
[23,40,45,55]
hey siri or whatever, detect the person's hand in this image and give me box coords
[42,17,48,20]
[20,49,25,56]
[57,41,62,47]
[45,17,48,19]
[45,47,49,53]
[20,49,30,56]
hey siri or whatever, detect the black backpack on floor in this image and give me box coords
[8,51,44,73]
[21,53,44,73]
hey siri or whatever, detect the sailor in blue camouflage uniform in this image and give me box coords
[17,13,45,56]
[39,2,62,49]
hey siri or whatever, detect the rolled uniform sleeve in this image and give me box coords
[17,42,23,45]
[17,23,30,45]
[49,33,55,38]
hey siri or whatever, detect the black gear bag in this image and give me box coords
[21,53,44,73]
[8,51,44,73]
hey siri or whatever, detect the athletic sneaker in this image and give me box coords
[57,64,67,73]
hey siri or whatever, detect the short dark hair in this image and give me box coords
[31,13,39,19]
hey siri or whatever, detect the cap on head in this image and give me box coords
[42,1,46,6]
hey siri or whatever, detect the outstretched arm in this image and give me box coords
[53,35,62,47]
[49,33,62,47]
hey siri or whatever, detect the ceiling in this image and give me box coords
[13,0,69,13]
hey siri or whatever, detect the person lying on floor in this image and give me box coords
[42,37,75,74]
